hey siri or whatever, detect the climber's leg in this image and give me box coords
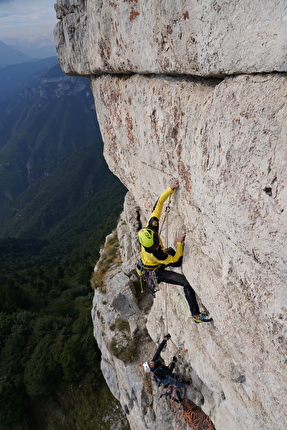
[155,267,200,316]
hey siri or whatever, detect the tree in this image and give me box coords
[24,334,61,398]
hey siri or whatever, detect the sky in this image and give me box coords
[0,0,58,58]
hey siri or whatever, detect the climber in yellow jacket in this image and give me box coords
[138,178,212,323]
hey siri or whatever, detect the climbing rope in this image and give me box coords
[166,389,215,430]
[158,185,215,430]
[159,194,171,236]
[160,194,180,351]
[160,190,187,355]
[163,202,170,338]
[175,402,216,430]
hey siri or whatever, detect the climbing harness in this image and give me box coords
[136,261,161,296]
[153,366,169,388]
[144,269,159,298]
[160,382,184,405]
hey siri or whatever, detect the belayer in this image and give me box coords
[137,178,212,323]
[142,334,190,388]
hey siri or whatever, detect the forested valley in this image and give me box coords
[0,58,129,430]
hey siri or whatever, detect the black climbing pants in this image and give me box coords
[155,267,200,316]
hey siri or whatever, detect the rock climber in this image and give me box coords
[137,178,212,323]
[142,334,190,388]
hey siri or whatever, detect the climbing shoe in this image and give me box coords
[193,312,212,324]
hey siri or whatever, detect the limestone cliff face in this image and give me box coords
[54,0,287,76]
[54,2,287,430]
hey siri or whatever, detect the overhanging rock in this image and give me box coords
[54,0,287,77]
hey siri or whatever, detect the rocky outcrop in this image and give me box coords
[55,1,287,430]
[54,0,287,77]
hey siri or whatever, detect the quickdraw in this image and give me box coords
[177,349,188,358]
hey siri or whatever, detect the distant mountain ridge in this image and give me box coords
[0,62,101,205]
[0,40,35,67]
[0,56,57,100]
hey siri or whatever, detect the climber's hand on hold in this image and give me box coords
[172,356,177,363]
[170,178,179,190]
[164,334,171,340]
[177,231,186,243]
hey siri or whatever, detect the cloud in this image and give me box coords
[0,0,57,57]
[0,1,56,37]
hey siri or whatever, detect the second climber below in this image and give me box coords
[137,178,212,324]
[142,334,191,387]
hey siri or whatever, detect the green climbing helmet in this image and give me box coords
[138,228,159,250]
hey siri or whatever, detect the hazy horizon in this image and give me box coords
[0,0,57,58]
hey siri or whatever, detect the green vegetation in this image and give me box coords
[91,230,122,292]
[32,380,130,430]
[0,141,127,261]
[109,338,137,363]
[109,317,137,364]
[0,231,129,429]
[0,238,101,429]
[0,145,128,429]
[0,236,130,429]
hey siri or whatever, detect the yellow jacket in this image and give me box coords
[141,187,184,268]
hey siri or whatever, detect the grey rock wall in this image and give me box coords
[90,72,287,430]
[55,1,287,430]
[54,0,287,76]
